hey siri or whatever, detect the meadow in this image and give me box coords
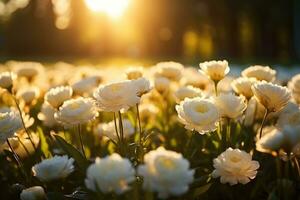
[0,60,300,200]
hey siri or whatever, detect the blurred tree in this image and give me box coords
[5,0,56,56]
[0,0,298,62]
[295,0,300,60]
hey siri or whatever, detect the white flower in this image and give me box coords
[199,60,229,82]
[72,76,101,96]
[48,62,75,86]
[174,86,202,103]
[214,93,247,119]
[288,74,300,93]
[125,67,144,80]
[0,72,16,90]
[154,61,184,81]
[137,147,194,199]
[212,148,259,185]
[55,97,98,125]
[242,65,276,82]
[85,153,135,194]
[272,101,300,122]
[277,107,300,129]
[252,81,291,112]
[0,111,22,144]
[45,86,73,109]
[180,67,210,89]
[32,155,74,182]
[256,128,284,154]
[20,186,45,200]
[154,77,170,93]
[279,101,300,115]
[16,86,40,104]
[13,62,43,80]
[38,102,58,127]
[132,77,152,97]
[96,119,134,140]
[175,97,219,134]
[231,77,257,99]
[0,106,33,128]
[94,80,140,112]
[256,126,300,154]
[288,74,300,104]
[216,77,235,94]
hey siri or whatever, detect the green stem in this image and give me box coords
[113,113,121,143]
[118,111,126,156]
[77,124,86,159]
[220,119,227,150]
[214,80,219,96]
[185,131,195,158]
[7,139,22,167]
[259,109,269,138]
[164,97,170,134]
[7,139,29,184]
[113,113,122,154]
[118,111,124,143]
[136,104,142,145]
[12,96,36,152]
[226,118,231,145]
[136,104,144,161]
[217,120,222,141]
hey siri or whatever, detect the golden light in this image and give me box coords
[85,0,130,19]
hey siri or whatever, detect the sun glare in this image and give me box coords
[85,0,130,18]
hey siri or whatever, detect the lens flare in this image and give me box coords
[85,0,130,18]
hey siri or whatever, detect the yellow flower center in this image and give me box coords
[157,157,176,169]
[118,179,127,189]
[195,104,208,113]
[230,155,241,163]
[111,84,121,92]
[102,161,117,174]
[70,103,80,110]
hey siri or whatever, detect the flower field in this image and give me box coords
[0,60,300,200]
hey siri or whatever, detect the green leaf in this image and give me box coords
[37,127,51,158]
[192,183,212,198]
[54,134,89,172]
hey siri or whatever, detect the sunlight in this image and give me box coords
[85,0,130,18]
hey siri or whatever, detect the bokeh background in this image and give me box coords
[0,0,299,64]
